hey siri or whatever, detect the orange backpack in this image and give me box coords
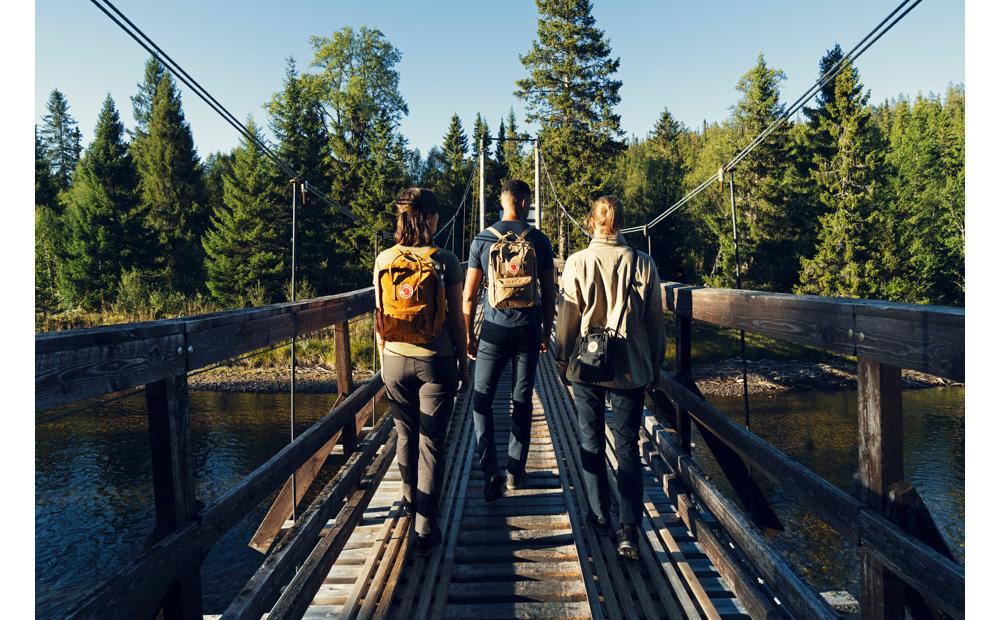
[375,246,447,344]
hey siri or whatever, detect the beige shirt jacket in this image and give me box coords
[554,233,666,389]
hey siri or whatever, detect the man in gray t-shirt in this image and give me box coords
[462,179,556,502]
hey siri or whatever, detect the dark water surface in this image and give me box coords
[692,387,964,598]
[36,386,964,616]
[35,391,344,618]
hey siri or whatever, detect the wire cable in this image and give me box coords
[434,165,478,241]
[89,0,375,235]
[621,0,921,234]
[539,151,591,239]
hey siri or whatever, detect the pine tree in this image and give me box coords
[440,113,472,223]
[35,205,63,318]
[516,0,624,257]
[134,73,208,294]
[35,125,58,209]
[202,119,287,306]
[353,117,408,270]
[40,89,83,192]
[268,58,336,291]
[59,95,148,310]
[131,57,166,138]
[495,118,508,180]
[203,151,234,221]
[803,44,845,162]
[797,59,882,298]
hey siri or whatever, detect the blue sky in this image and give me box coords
[35,0,963,158]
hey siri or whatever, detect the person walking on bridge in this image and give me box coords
[554,196,665,560]
[463,179,556,502]
[375,188,469,557]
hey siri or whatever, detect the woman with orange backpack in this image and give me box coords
[374,187,469,556]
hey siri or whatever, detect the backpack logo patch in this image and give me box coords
[398,283,415,299]
[508,262,521,274]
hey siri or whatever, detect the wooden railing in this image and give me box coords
[648,283,964,619]
[35,286,388,619]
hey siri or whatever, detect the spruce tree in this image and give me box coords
[134,73,208,294]
[35,205,63,318]
[268,58,336,291]
[202,119,287,306]
[35,125,58,209]
[131,57,166,138]
[353,117,408,269]
[797,59,881,298]
[440,113,472,223]
[495,118,509,181]
[59,95,148,310]
[40,89,83,192]
[516,0,624,257]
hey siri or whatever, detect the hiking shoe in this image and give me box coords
[506,469,526,490]
[586,511,612,537]
[414,527,442,558]
[616,525,639,560]
[484,472,505,503]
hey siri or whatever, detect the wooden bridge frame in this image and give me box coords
[35,281,965,619]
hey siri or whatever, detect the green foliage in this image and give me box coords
[35,126,59,209]
[310,26,410,288]
[133,72,209,295]
[40,89,83,192]
[516,0,624,258]
[35,205,63,316]
[59,95,149,310]
[131,57,166,138]
[202,119,287,307]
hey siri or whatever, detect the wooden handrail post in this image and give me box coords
[145,374,202,619]
[857,357,905,620]
[334,320,356,454]
[674,309,693,456]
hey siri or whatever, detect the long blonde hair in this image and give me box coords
[587,195,624,236]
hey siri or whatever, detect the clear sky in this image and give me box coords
[35,0,964,158]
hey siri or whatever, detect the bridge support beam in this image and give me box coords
[145,373,203,619]
[857,357,905,620]
[335,320,357,454]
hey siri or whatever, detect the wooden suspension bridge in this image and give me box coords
[35,269,965,619]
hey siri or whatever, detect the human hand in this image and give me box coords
[467,335,479,360]
[539,339,549,353]
[556,361,570,386]
[458,360,470,393]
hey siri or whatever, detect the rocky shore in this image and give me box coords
[188,359,960,398]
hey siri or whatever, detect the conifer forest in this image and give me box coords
[34,3,964,330]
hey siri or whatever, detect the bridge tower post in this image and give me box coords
[857,357,905,620]
[145,373,203,619]
[534,139,542,231]
[478,137,486,231]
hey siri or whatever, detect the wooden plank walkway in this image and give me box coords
[301,352,751,619]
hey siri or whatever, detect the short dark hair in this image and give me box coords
[501,179,532,204]
[394,187,440,246]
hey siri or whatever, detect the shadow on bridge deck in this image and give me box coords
[304,352,749,620]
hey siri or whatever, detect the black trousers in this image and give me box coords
[572,382,645,527]
[383,354,457,535]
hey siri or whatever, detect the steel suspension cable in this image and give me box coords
[621,0,922,235]
[89,0,375,235]
[539,151,591,239]
[434,164,478,242]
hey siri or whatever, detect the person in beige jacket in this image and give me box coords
[554,195,666,560]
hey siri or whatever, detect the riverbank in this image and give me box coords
[187,358,960,397]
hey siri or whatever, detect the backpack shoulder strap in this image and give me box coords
[516,226,533,240]
[486,226,504,240]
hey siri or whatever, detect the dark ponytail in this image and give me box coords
[394,187,440,246]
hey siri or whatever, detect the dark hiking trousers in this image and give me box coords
[383,354,457,536]
[572,382,645,527]
[472,320,542,477]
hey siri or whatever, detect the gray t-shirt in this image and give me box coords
[468,220,555,328]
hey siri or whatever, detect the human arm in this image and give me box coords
[539,267,556,353]
[462,267,484,359]
[553,261,581,385]
[445,281,469,391]
[644,262,666,379]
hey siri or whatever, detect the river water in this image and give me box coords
[35,387,963,616]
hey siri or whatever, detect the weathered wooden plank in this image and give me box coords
[198,377,383,549]
[223,417,394,619]
[855,305,964,380]
[443,601,592,620]
[334,321,356,454]
[267,437,397,620]
[248,401,374,554]
[450,561,583,581]
[144,375,201,619]
[656,370,863,540]
[858,357,906,620]
[857,510,964,619]
[36,333,186,411]
[446,580,588,603]
[645,417,837,620]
